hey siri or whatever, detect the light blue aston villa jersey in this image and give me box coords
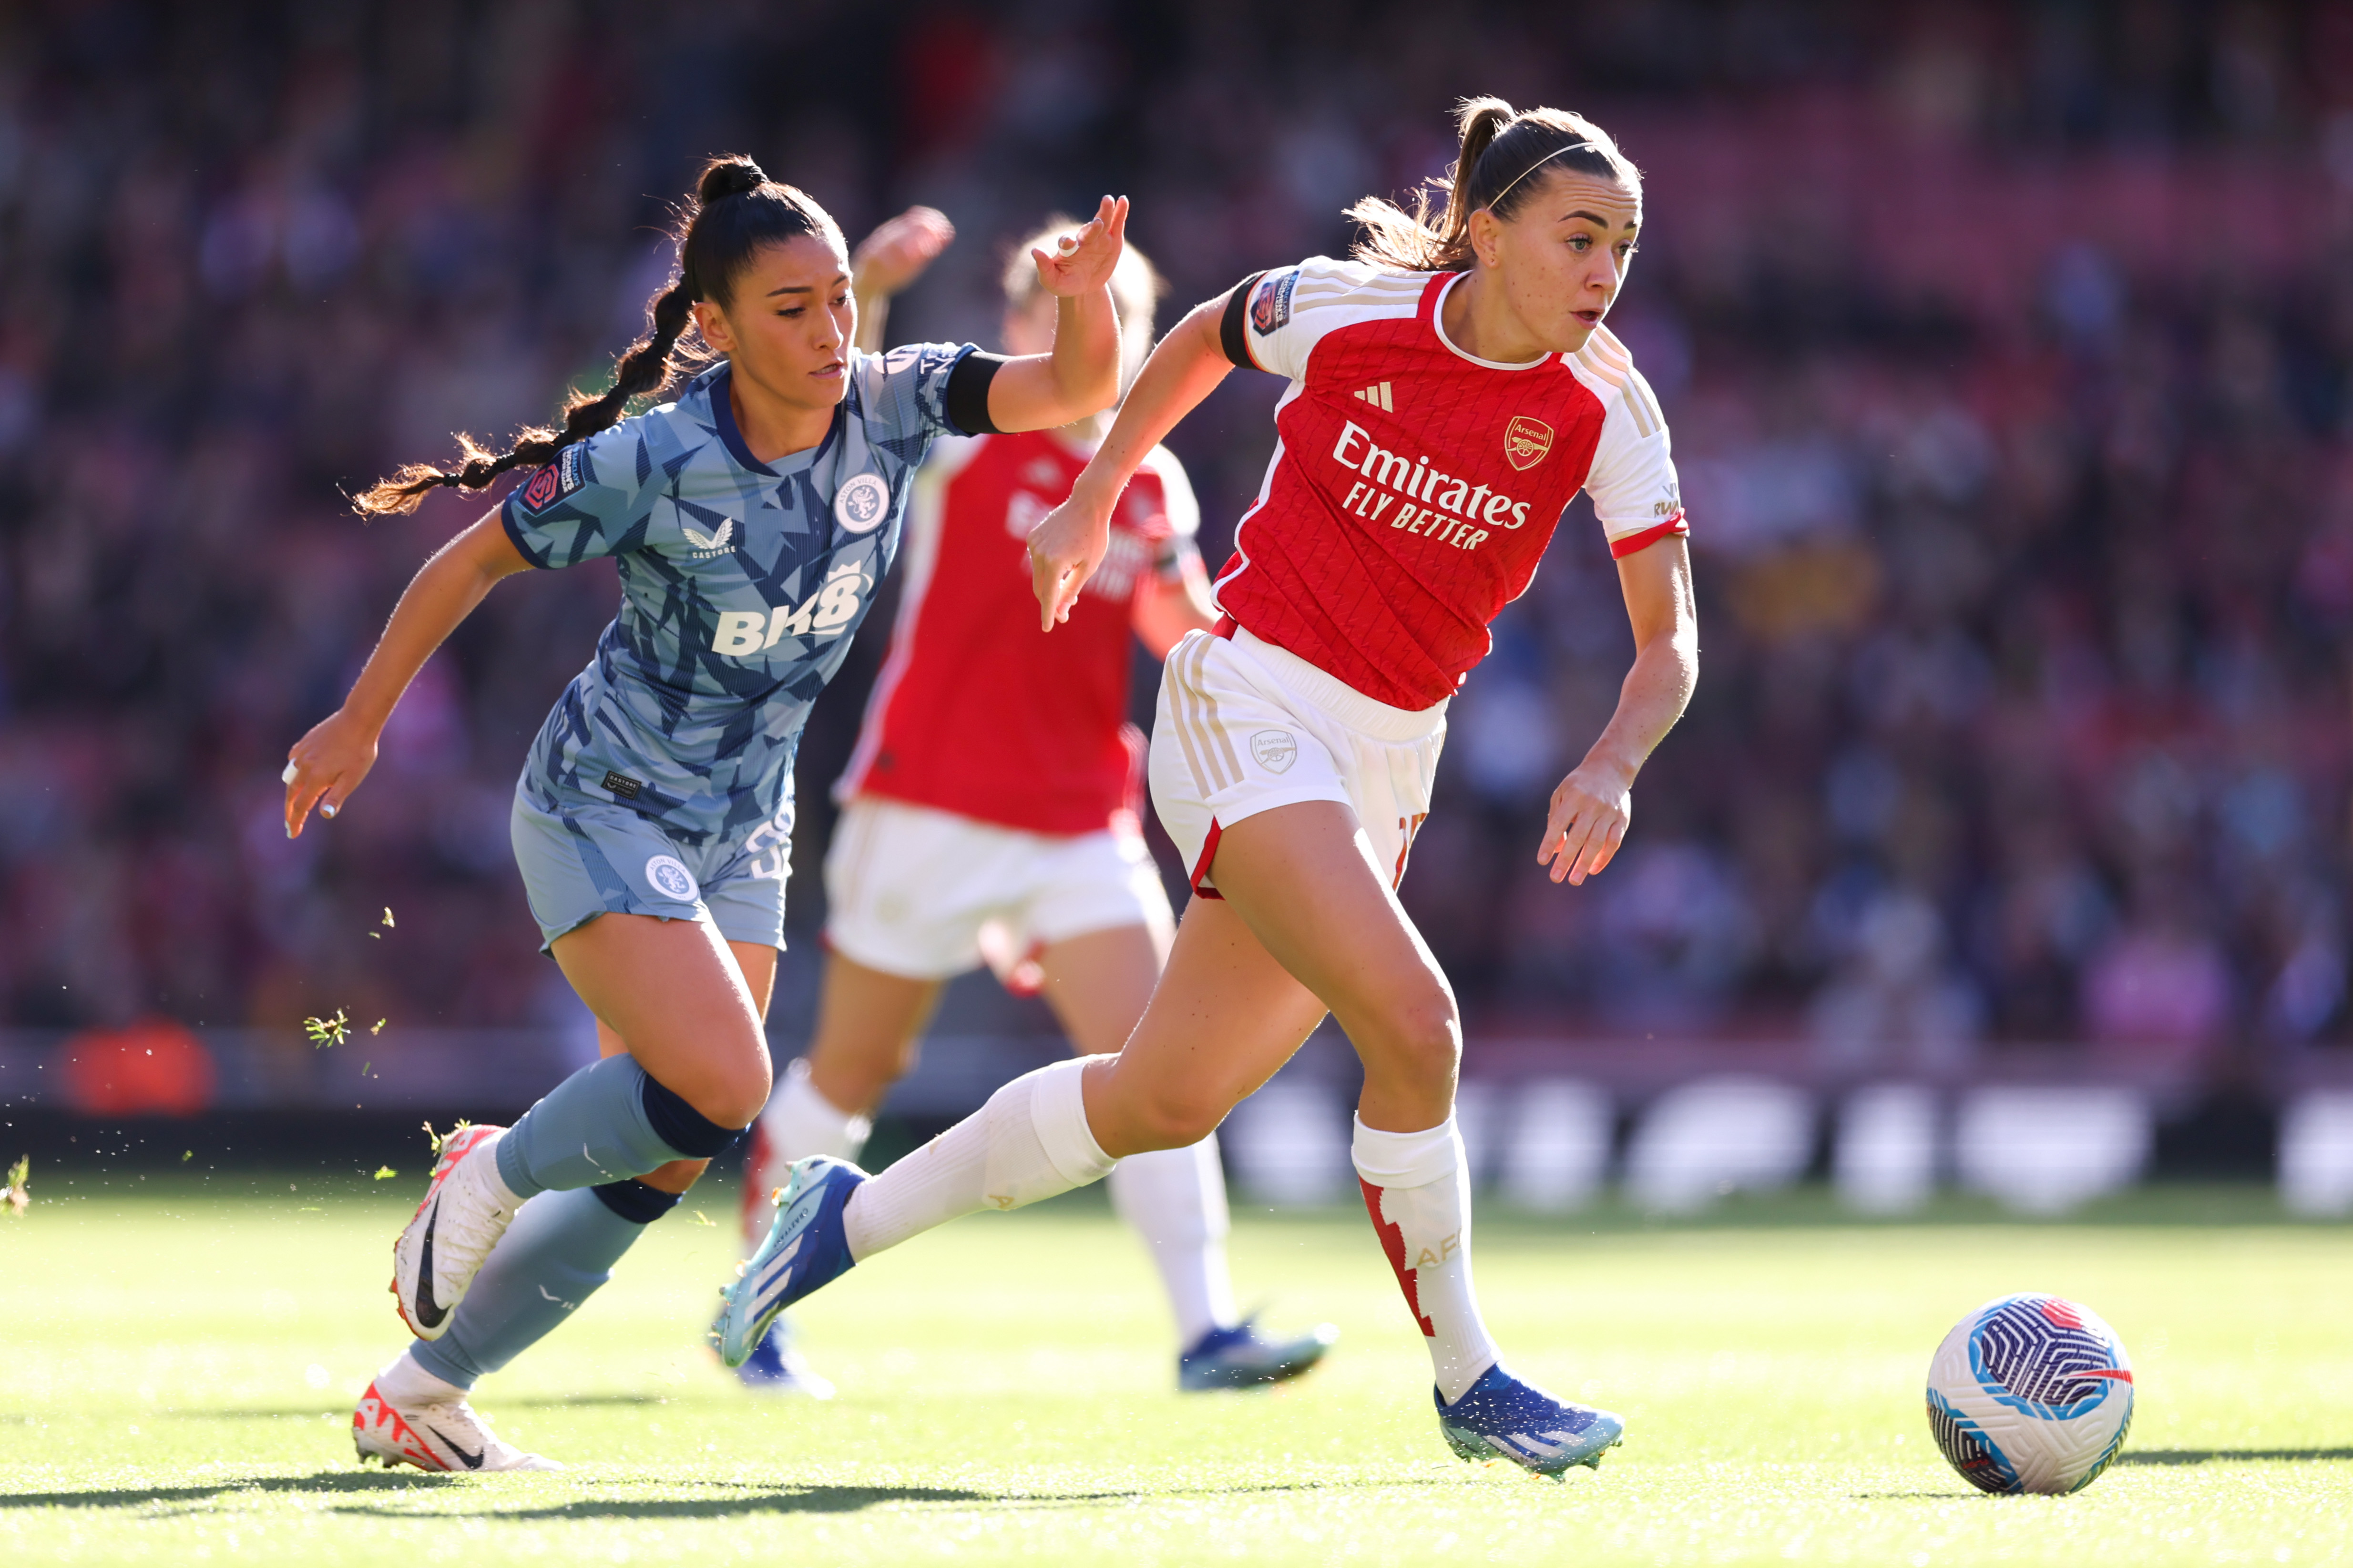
[501,344,977,846]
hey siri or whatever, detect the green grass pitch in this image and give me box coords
[4,1174,2350,1565]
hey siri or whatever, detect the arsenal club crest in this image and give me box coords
[1504,415,1554,471]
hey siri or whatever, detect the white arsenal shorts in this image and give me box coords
[824,796,1175,983]
[1150,625,1445,899]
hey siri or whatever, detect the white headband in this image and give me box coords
[1485,141,1597,208]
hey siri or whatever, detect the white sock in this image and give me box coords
[1108,1135,1237,1348]
[373,1349,465,1406]
[766,1058,874,1161]
[747,1060,873,1249]
[1353,1114,1500,1404]
[842,1056,1115,1261]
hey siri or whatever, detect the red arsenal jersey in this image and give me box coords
[1217,258,1686,710]
[837,429,1197,835]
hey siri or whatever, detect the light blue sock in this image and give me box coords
[408,1182,676,1390]
[495,1055,708,1199]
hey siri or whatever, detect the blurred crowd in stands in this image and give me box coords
[5,0,2353,1083]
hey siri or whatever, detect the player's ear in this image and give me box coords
[693,298,734,354]
[1467,208,1504,271]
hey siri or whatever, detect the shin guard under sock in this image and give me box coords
[841,1056,1114,1261]
[407,1180,681,1390]
[495,1055,741,1200]
[1353,1114,1501,1404]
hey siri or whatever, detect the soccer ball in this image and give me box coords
[1925,1292,2135,1494]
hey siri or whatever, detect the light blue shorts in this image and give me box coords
[510,787,793,953]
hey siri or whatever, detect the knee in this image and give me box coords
[639,1158,708,1195]
[687,1049,773,1131]
[1380,993,1461,1081]
[1122,1087,1228,1153]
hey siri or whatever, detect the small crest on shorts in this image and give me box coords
[601,770,643,801]
[519,446,586,512]
[1504,415,1554,471]
[644,854,698,902]
[1250,270,1296,336]
[1250,730,1299,774]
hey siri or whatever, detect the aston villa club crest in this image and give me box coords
[1504,415,1553,471]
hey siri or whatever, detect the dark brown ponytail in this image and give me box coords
[356,154,844,516]
[1348,98,1641,275]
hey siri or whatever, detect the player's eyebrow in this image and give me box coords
[766,273,849,296]
[1562,209,1640,231]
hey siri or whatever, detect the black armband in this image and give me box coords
[945,349,1008,436]
[1218,274,1266,371]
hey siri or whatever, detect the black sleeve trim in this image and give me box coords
[1219,273,1266,371]
[944,348,1008,437]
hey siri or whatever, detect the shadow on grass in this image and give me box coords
[2117,1448,2353,1466]
[3,1467,1468,1523]
[338,1484,992,1519]
[3,1472,459,1511]
[168,1393,671,1422]
[328,1476,1456,1521]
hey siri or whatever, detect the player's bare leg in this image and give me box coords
[1126,801,1618,1471]
[552,914,775,1130]
[803,954,945,1116]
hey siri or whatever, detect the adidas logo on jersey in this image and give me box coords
[708,559,872,656]
[1351,382,1394,413]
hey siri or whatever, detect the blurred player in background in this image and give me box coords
[715,99,1698,1479]
[282,156,1130,1471]
[731,215,1336,1396]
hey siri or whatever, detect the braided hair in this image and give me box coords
[1348,98,1640,275]
[356,155,845,516]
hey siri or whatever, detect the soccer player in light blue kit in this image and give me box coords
[281,155,1131,1472]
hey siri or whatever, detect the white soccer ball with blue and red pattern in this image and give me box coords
[1925,1292,2135,1495]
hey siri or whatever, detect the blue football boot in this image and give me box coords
[1178,1318,1340,1392]
[732,1312,836,1399]
[1435,1364,1624,1478]
[710,1157,864,1369]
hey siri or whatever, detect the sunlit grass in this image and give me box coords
[2,1176,2348,1565]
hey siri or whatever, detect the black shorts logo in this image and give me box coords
[601,770,643,800]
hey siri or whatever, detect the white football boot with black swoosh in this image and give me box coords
[392,1124,522,1340]
[352,1378,562,1473]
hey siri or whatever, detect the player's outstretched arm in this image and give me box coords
[849,206,955,354]
[282,510,532,838]
[1027,288,1236,630]
[1537,536,1698,886]
[983,194,1128,437]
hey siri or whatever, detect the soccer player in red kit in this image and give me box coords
[715,99,1698,1478]
[732,219,1335,1395]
